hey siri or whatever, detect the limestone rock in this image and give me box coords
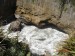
[0,23,69,56]
[16,0,75,36]
[15,0,61,26]
[18,24,69,56]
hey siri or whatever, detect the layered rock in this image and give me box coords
[0,0,75,36]
[16,0,75,37]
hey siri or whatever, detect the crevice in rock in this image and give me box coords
[34,19,66,33]
[59,0,66,18]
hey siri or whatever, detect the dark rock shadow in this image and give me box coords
[24,21,66,34]
[0,0,17,26]
[38,23,66,33]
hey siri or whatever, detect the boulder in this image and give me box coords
[9,20,22,31]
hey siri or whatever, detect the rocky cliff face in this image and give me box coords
[0,0,75,36]
[0,0,73,56]
[16,0,75,37]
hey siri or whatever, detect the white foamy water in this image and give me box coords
[0,23,69,56]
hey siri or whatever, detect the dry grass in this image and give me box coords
[58,36,75,56]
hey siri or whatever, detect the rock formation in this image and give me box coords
[1,23,69,56]
[15,0,75,37]
[9,19,22,31]
[0,0,75,36]
[0,0,74,56]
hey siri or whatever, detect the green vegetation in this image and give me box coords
[32,0,35,3]
[71,0,75,6]
[0,29,31,56]
[58,37,75,56]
